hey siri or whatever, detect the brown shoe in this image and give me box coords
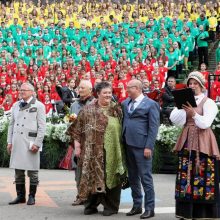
[72,198,84,206]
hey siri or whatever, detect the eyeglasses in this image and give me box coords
[126,86,137,89]
[20,89,32,92]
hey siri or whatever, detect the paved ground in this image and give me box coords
[0,168,177,220]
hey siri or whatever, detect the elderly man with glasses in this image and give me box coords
[7,82,46,206]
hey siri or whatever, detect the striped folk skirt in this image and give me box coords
[175,146,220,219]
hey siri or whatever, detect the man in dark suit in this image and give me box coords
[122,79,160,219]
[56,78,78,107]
[161,76,176,123]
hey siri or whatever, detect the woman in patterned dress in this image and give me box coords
[67,81,127,216]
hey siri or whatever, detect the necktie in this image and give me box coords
[129,100,136,113]
[20,101,28,108]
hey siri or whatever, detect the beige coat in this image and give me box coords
[7,97,46,170]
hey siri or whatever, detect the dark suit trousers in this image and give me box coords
[198,46,208,68]
[126,146,155,211]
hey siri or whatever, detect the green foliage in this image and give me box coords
[46,116,64,124]
[0,122,10,167]
[152,142,161,173]
[40,137,67,169]
[153,124,180,173]
[0,108,4,117]
[156,124,182,152]
[212,106,220,149]
[153,141,178,174]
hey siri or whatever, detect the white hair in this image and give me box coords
[21,82,35,91]
[79,80,93,89]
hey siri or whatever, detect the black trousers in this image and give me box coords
[84,185,121,212]
[176,64,182,78]
[198,46,208,68]
[208,30,216,42]
[188,51,194,63]
[167,70,177,80]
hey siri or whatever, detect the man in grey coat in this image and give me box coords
[70,80,94,116]
[7,82,46,206]
[122,79,160,219]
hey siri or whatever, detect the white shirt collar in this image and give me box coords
[134,93,145,103]
[22,96,33,104]
[195,93,205,104]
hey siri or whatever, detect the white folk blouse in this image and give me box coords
[170,93,218,129]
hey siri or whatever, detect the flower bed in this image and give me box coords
[153,124,182,173]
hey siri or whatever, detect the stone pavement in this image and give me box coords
[0,168,177,220]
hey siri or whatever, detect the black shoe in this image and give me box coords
[27,185,37,205]
[9,184,26,205]
[27,195,35,205]
[126,207,142,216]
[140,210,155,219]
[8,196,26,205]
[84,208,98,215]
[103,209,117,216]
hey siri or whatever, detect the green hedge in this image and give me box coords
[0,123,174,173]
[40,138,67,169]
[0,122,10,167]
[153,141,178,173]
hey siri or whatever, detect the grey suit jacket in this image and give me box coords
[122,96,160,150]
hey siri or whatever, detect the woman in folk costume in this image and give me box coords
[170,71,220,219]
